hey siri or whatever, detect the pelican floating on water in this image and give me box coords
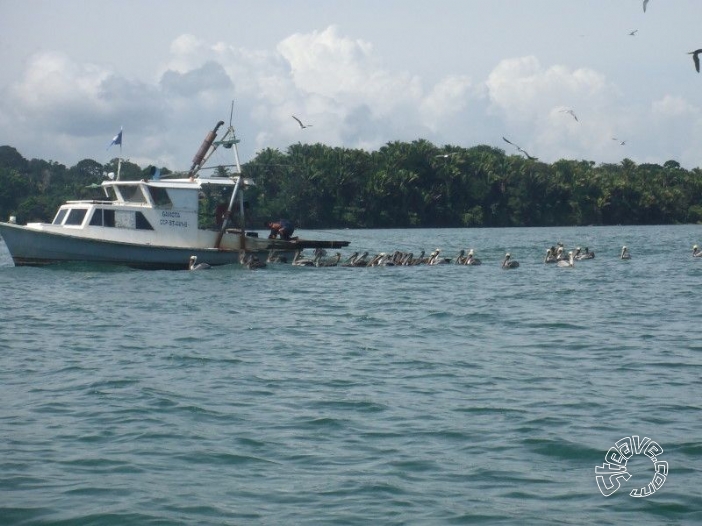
[693,245,702,257]
[292,250,316,266]
[189,255,211,270]
[429,248,451,265]
[620,246,631,260]
[455,249,468,265]
[502,253,519,269]
[557,251,575,268]
[465,249,482,265]
[575,247,595,260]
[241,253,266,269]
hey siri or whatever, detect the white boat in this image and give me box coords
[0,118,349,269]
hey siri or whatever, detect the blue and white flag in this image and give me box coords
[107,128,123,150]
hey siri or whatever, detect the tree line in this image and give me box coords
[2,141,702,229]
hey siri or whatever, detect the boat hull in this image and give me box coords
[0,222,349,270]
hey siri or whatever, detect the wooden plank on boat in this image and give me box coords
[292,239,351,249]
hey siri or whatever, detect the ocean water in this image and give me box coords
[1,225,701,525]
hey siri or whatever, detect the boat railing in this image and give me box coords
[66,200,114,205]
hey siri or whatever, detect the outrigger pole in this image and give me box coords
[188,120,225,179]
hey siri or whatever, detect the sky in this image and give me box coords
[1,0,702,173]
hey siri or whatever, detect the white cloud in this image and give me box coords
[10,52,111,115]
[419,75,477,132]
[4,25,701,171]
[652,94,699,118]
[486,56,610,122]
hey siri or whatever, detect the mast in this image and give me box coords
[213,107,245,250]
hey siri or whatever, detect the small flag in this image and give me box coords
[107,128,123,150]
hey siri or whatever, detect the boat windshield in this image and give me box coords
[116,185,147,204]
[147,186,173,208]
[53,209,68,225]
[64,209,87,226]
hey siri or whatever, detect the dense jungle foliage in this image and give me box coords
[2,141,702,229]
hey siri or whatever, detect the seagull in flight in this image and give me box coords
[292,115,313,129]
[502,137,538,161]
[689,49,702,73]
[643,0,649,12]
[629,29,638,36]
[559,108,579,122]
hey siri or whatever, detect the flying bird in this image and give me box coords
[643,0,649,12]
[502,137,538,161]
[629,30,638,36]
[612,137,626,145]
[559,108,579,122]
[689,49,702,73]
[292,115,312,129]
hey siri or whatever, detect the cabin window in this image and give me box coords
[119,185,146,204]
[53,209,68,225]
[89,209,102,226]
[135,212,154,230]
[64,209,87,226]
[104,209,115,227]
[89,208,116,227]
[148,186,173,208]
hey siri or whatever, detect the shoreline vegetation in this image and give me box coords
[1,141,702,229]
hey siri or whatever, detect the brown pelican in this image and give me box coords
[544,248,557,263]
[241,254,267,269]
[502,136,538,160]
[643,0,649,12]
[189,255,211,270]
[620,246,631,260]
[351,251,370,267]
[557,251,575,268]
[465,249,482,265]
[455,249,468,265]
[368,253,391,267]
[688,49,702,73]
[416,250,430,264]
[429,249,451,265]
[341,252,359,266]
[315,251,342,267]
[693,245,702,257]
[502,253,519,269]
[629,30,638,36]
[575,247,595,260]
[292,250,315,266]
[292,115,312,129]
